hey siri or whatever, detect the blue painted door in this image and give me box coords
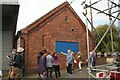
[56,41,79,53]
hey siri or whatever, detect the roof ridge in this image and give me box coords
[21,1,69,32]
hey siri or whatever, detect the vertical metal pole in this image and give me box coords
[118,0,120,53]
[0,5,2,77]
[89,0,93,32]
[108,0,114,53]
[85,4,90,78]
[93,12,120,53]
[118,0,120,27]
[108,1,115,79]
[118,0,120,33]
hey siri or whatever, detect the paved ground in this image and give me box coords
[61,67,91,78]
[2,57,107,80]
[23,66,96,79]
[23,57,107,79]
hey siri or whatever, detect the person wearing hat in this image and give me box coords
[61,50,74,75]
[13,47,24,79]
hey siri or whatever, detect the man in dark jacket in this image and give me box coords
[13,47,24,79]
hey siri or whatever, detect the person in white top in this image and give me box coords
[46,52,53,78]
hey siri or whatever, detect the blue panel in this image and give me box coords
[56,41,79,53]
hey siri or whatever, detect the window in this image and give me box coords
[64,16,69,22]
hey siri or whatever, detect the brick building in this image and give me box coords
[18,2,95,74]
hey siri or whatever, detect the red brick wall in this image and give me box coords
[20,7,95,74]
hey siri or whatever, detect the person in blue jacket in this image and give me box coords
[61,50,74,75]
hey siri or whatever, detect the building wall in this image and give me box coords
[1,5,19,73]
[2,31,13,69]
[21,7,95,74]
[0,5,2,71]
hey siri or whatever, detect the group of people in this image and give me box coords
[61,50,83,75]
[37,50,61,79]
[61,50,97,75]
[7,48,83,80]
[37,49,84,79]
[7,47,24,80]
[7,47,96,80]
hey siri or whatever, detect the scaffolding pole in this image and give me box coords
[81,0,120,79]
[89,0,93,31]
[86,4,120,20]
[83,12,111,52]
[93,12,120,52]
[83,1,91,79]
[108,0,114,53]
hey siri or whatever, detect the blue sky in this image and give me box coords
[16,0,119,32]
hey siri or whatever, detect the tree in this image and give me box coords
[93,24,120,53]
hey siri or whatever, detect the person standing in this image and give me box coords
[14,47,24,79]
[39,51,47,79]
[89,52,94,68]
[92,52,96,67]
[37,51,44,78]
[7,49,17,79]
[76,52,82,72]
[46,52,53,78]
[52,52,61,78]
[61,50,74,75]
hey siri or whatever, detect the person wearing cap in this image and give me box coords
[61,50,74,75]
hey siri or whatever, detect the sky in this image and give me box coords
[16,0,119,32]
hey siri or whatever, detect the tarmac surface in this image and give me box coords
[23,57,107,79]
[23,66,96,80]
[2,57,107,80]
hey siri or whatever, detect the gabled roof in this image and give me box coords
[21,1,69,33]
[20,1,94,39]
